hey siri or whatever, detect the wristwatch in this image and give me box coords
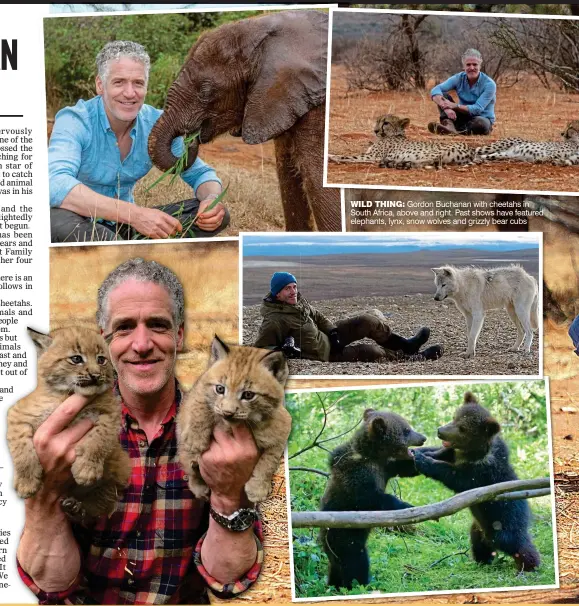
[209,506,259,532]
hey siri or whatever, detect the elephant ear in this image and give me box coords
[242,11,328,144]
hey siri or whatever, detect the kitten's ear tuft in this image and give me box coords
[27,327,53,357]
[261,350,289,385]
[210,335,230,365]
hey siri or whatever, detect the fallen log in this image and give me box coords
[292,477,550,528]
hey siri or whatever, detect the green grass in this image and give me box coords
[292,481,555,598]
[287,382,556,598]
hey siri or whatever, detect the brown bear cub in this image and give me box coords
[319,408,426,589]
[413,391,541,572]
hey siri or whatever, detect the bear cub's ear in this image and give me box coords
[485,417,501,437]
[369,416,387,438]
[463,391,478,404]
[363,408,376,421]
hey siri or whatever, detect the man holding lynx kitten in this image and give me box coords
[16,259,262,604]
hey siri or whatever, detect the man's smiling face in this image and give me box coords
[96,56,147,126]
[104,279,183,397]
[463,56,482,81]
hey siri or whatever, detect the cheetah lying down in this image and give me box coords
[328,115,477,169]
[475,121,579,165]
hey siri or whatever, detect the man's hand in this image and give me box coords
[32,394,94,498]
[199,424,259,512]
[434,95,452,110]
[195,198,226,232]
[130,206,182,239]
[281,336,301,359]
[329,328,342,354]
[444,109,457,121]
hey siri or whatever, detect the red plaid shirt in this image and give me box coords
[17,386,263,604]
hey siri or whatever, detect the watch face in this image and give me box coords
[232,509,258,531]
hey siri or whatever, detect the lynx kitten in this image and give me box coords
[7,327,131,522]
[177,336,291,504]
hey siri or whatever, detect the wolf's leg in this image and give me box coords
[515,299,534,353]
[464,311,484,358]
[506,302,525,351]
[463,311,473,334]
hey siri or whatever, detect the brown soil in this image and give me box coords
[243,293,540,377]
[326,66,579,193]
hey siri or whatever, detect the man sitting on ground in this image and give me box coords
[49,40,228,242]
[428,48,496,136]
[253,272,443,362]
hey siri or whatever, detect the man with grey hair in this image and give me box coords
[49,41,229,242]
[16,258,262,603]
[428,48,496,136]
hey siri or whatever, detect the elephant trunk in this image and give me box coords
[148,111,199,173]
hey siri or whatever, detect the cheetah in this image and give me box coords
[475,120,579,165]
[328,115,478,169]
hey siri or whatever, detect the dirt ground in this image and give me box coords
[326,66,579,192]
[243,293,540,377]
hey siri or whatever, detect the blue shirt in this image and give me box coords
[49,96,221,208]
[431,71,496,123]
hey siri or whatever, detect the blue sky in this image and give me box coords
[242,233,540,257]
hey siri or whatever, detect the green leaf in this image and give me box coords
[145,130,201,193]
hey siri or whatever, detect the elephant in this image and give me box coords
[148,10,341,232]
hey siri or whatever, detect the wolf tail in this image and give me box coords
[531,289,539,331]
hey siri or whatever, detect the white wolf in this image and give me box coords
[432,265,539,358]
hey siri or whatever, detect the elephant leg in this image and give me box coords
[274,135,315,231]
[290,104,342,232]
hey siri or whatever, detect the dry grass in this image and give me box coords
[49,241,238,385]
[134,135,285,236]
[327,66,579,192]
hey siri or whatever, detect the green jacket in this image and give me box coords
[254,293,336,361]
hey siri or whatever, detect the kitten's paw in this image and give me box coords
[71,459,104,486]
[14,475,42,499]
[245,478,271,504]
[461,351,475,359]
[187,480,210,500]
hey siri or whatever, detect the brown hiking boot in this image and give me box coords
[428,119,458,135]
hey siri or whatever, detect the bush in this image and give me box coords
[44,10,260,114]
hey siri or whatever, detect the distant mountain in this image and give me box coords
[243,243,538,258]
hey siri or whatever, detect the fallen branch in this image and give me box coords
[494,488,550,501]
[292,478,550,528]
